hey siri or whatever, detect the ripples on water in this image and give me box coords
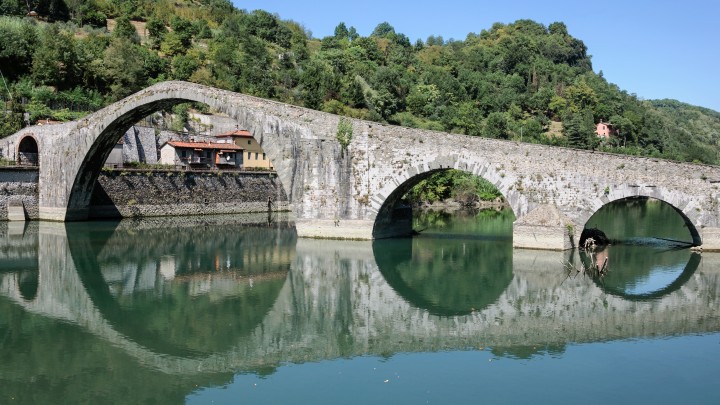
[0,202,719,404]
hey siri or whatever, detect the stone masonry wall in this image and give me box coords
[90,170,289,218]
[0,168,39,220]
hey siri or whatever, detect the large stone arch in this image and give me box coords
[370,154,526,238]
[576,186,703,246]
[39,82,309,221]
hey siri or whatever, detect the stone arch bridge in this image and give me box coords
[3,81,720,250]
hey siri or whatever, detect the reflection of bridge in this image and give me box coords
[3,82,720,249]
[1,222,720,376]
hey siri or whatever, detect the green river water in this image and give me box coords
[1,199,719,404]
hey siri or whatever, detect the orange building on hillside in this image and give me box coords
[595,120,616,139]
[216,129,274,170]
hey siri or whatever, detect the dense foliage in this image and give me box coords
[1,0,718,169]
[404,170,502,204]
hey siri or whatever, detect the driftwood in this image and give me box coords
[563,237,610,279]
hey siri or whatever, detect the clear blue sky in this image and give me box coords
[232,0,720,112]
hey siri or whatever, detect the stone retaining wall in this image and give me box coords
[0,168,39,220]
[90,169,289,219]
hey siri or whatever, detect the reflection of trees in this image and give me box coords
[374,236,513,316]
[413,208,514,238]
[69,220,296,357]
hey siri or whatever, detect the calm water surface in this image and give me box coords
[1,201,719,404]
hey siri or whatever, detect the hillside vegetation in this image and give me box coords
[1,0,719,165]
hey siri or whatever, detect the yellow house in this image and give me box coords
[216,129,274,170]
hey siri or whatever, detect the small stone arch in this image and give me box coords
[17,135,39,166]
[578,193,702,246]
[370,155,524,238]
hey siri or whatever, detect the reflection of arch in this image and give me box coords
[578,196,702,246]
[17,269,39,301]
[17,135,39,166]
[66,222,293,357]
[373,237,513,316]
[372,166,522,238]
[591,251,701,301]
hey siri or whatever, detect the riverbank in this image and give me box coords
[415,197,508,212]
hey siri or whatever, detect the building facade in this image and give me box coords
[216,130,274,170]
[159,140,244,169]
[595,120,616,139]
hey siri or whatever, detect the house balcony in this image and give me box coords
[183,157,210,165]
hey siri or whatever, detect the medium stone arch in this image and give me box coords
[17,135,39,166]
[371,155,524,238]
[48,82,294,220]
[578,191,702,246]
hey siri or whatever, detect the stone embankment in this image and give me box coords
[90,169,289,218]
[0,168,39,220]
[0,168,288,220]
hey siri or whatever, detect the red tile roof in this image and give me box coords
[166,141,244,150]
[216,129,253,138]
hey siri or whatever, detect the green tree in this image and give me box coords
[370,21,395,38]
[485,112,510,139]
[449,102,483,136]
[406,83,441,117]
[101,38,146,100]
[0,17,38,81]
[31,25,80,89]
[0,99,24,138]
[334,22,349,40]
[113,15,140,43]
[564,109,596,149]
[565,80,598,111]
[169,16,194,47]
[299,57,332,109]
[160,31,187,56]
[0,0,23,16]
[146,17,166,48]
[171,54,199,80]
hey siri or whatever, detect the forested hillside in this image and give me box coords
[1,0,719,164]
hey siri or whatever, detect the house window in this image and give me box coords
[248,140,251,145]
[181,150,187,158]
[247,152,251,160]
[263,153,266,160]
[255,152,259,160]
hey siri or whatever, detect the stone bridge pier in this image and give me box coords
[3,81,720,250]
